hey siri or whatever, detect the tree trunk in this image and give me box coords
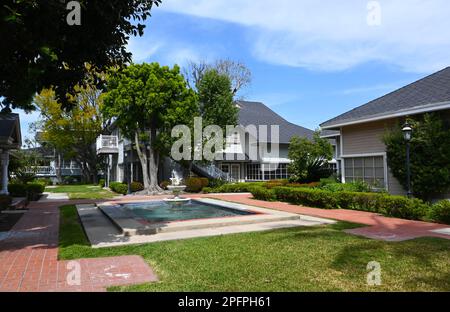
[147,126,163,194]
[134,131,151,192]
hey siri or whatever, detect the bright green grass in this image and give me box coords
[46,185,116,199]
[59,205,450,292]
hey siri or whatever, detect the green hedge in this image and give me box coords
[131,181,144,192]
[251,186,276,201]
[8,182,45,201]
[250,186,431,221]
[109,182,128,195]
[185,177,209,193]
[203,182,263,194]
[429,200,450,224]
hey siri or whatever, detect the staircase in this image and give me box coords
[191,162,232,181]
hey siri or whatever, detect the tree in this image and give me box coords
[288,132,333,183]
[0,0,161,111]
[197,69,238,129]
[184,59,251,97]
[103,63,198,193]
[383,113,450,200]
[33,69,106,183]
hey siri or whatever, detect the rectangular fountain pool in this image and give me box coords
[119,200,258,223]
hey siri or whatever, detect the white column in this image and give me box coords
[0,150,10,195]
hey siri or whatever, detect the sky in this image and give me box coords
[15,0,450,141]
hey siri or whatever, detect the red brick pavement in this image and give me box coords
[0,200,157,292]
[199,193,450,241]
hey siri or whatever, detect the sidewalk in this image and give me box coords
[202,193,450,242]
[0,199,157,292]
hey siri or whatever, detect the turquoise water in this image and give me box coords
[120,200,256,223]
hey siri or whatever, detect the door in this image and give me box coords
[230,164,240,181]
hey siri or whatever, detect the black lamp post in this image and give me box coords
[402,122,413,198]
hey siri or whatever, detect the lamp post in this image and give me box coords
[402,122,413,198]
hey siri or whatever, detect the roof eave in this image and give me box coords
[320,101,450,130]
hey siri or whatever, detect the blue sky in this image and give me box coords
[15,0,450,141]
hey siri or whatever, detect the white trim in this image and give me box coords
[320,133,341,139]
[340,152,389,191]
[321,101,450,130]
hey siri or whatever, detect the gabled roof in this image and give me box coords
[236,100,314,143]
[0,113,21,149]
[321,67,450,129]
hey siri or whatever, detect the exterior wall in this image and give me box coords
[340,119,406,195]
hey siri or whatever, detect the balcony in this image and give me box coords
[26,166,82,177]
[96,135,119,154]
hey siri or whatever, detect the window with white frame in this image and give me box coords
[246,163,290,181]
[344,156,385,188]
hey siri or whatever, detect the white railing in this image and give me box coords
[26,166,82,176]
[96,135,119,153]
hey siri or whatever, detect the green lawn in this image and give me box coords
[46,184,116,199]
[59,205,450,292]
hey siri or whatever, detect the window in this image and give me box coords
[344,156,385,188]
[246,164,263,181]
[246,163,290,181]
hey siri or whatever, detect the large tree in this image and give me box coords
[288,132,333,183]
[197,69,238,129]
[184,59,251,97]
[0,0,160,111]
[383,113,450,200]
[33,69,106,183]
[103,63,198,193]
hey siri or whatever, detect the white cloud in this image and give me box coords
[160,0,450,73]
[127,36,163,63]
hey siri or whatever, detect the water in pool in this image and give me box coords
[120,200,256,223]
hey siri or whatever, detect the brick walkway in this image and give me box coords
[0,200,157,292]
[200,193,450,241]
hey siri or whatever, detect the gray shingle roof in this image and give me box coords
[236,100,314,143]
[321,66,450,129]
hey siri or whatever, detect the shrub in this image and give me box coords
[320,181,372,193]
[8,183,27,197]
[185,177,204,193]
[199,178,209,188]
[429,200,450,224]
[36,178,52,186]
[26,182,45,201]
[264,179,289,189]
[208,178,227,188]
[267,186,430,220]
[251,186,276,201]
[109,182,128,195]
[203,182,265,194]
[160,180,170,190]
[63,176,79,185]
[98,179,105,187]
[130,181,144,192]
[0,195,12,210]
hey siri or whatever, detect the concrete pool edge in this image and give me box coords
[97,198,304,236]
[76,198,336,248]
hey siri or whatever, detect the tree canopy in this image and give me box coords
[383,113,450,200]
[288,132,333,183]
[103,63,198,192]
[33,69,106,183]
[0,0,160,111]
[197,69,238,129]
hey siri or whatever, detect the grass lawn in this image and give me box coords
[59,205,450,292]
[46,184,116,199]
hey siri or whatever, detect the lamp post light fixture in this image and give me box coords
[402,122,413,198]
